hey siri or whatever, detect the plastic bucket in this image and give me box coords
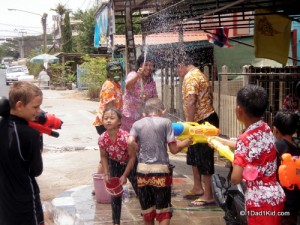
[93,174,111,203]
[105,177,123,197]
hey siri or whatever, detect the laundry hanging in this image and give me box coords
[207,27,232,48]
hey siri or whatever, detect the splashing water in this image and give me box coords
[143,45,148,67]
[43,201,79,225]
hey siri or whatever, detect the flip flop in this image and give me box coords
[183,191,204,200]
[188,199,216,207]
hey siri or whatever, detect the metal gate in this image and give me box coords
[76,65,88,90]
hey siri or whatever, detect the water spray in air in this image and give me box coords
[143,44,148,69]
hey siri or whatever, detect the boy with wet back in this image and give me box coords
[128,98,192,225]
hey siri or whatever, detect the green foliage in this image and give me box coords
[115,14,142,35]
[26,50,44,78]
[72,7,97,53]
[87,84,102,99]
[80,55,108,98]
[27,63,43,78]
[0,39,19,59]
[49,60,75,84]
[51,3,68,16]
[62,12,73,53]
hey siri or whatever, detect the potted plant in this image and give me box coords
[65,73,75,90]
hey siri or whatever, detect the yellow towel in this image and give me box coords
[254,9,291,65]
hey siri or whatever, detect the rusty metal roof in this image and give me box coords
[113,0,300,35]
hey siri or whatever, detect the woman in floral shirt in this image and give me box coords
[232,85,285,225]
[93,61,124,135]
[122,55,158,132]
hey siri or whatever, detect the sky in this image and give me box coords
[0,0,96,39]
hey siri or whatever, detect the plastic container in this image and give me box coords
[122,184,130,203]
[105,177,124,197]
[93,174,111,203]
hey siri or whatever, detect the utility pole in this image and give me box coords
[125,0,136,72]
[8,9,47,53]
[14,29,27,58]
[42,13,48,53]
[19,30,27,58]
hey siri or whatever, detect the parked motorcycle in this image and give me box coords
[212,163,247,225]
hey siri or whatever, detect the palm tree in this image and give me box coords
[51,4,69,50]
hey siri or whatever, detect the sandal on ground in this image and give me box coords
[188,199,216,207]
[183,191,204,200]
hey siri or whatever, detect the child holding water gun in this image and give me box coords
[273,109,300,225]
[231,85,285,225]
[0,81,44,225]
[98,107,138,225]
[127,98,192,225]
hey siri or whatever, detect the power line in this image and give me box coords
[63,0,70,7]
[80,0,87,9]
[0,22,41,30]
[0,29,40,34]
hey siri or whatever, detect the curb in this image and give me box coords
[43,145,99,152]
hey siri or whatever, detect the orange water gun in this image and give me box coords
[28,121,60,137]
[29,111,63,138]
[172,122,220,152]
[1,96,62,137]
[278,153,300,190]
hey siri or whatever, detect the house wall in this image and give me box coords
[214,36,255,74]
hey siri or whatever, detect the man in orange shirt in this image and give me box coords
[177,55,219,206]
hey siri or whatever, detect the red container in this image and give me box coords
[93,174,111,203]
[105,177,123,197]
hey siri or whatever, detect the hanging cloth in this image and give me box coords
[254,9,291,65]
[207,27,232,48]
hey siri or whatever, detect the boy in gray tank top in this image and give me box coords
[128,98,191,225]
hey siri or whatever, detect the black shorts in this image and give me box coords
[95,125,106,135]
[186,112,219,175]
[137,173,172,212]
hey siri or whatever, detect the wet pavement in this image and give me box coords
[50,169,227,225]
[39,89,229,225]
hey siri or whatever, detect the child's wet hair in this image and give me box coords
[273,109,298,135]
[136,54,155,69]
[237,85,268,118]
[144,98,165,115]
[102,107,122,120]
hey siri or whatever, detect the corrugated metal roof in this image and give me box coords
[111,0,300,34]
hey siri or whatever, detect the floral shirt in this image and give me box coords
[122,71,157,121]
[93,80,122,126]
[233,120,285,209]
[98,129,129,164]
[282,93,299,112]
[182,67,214,121]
